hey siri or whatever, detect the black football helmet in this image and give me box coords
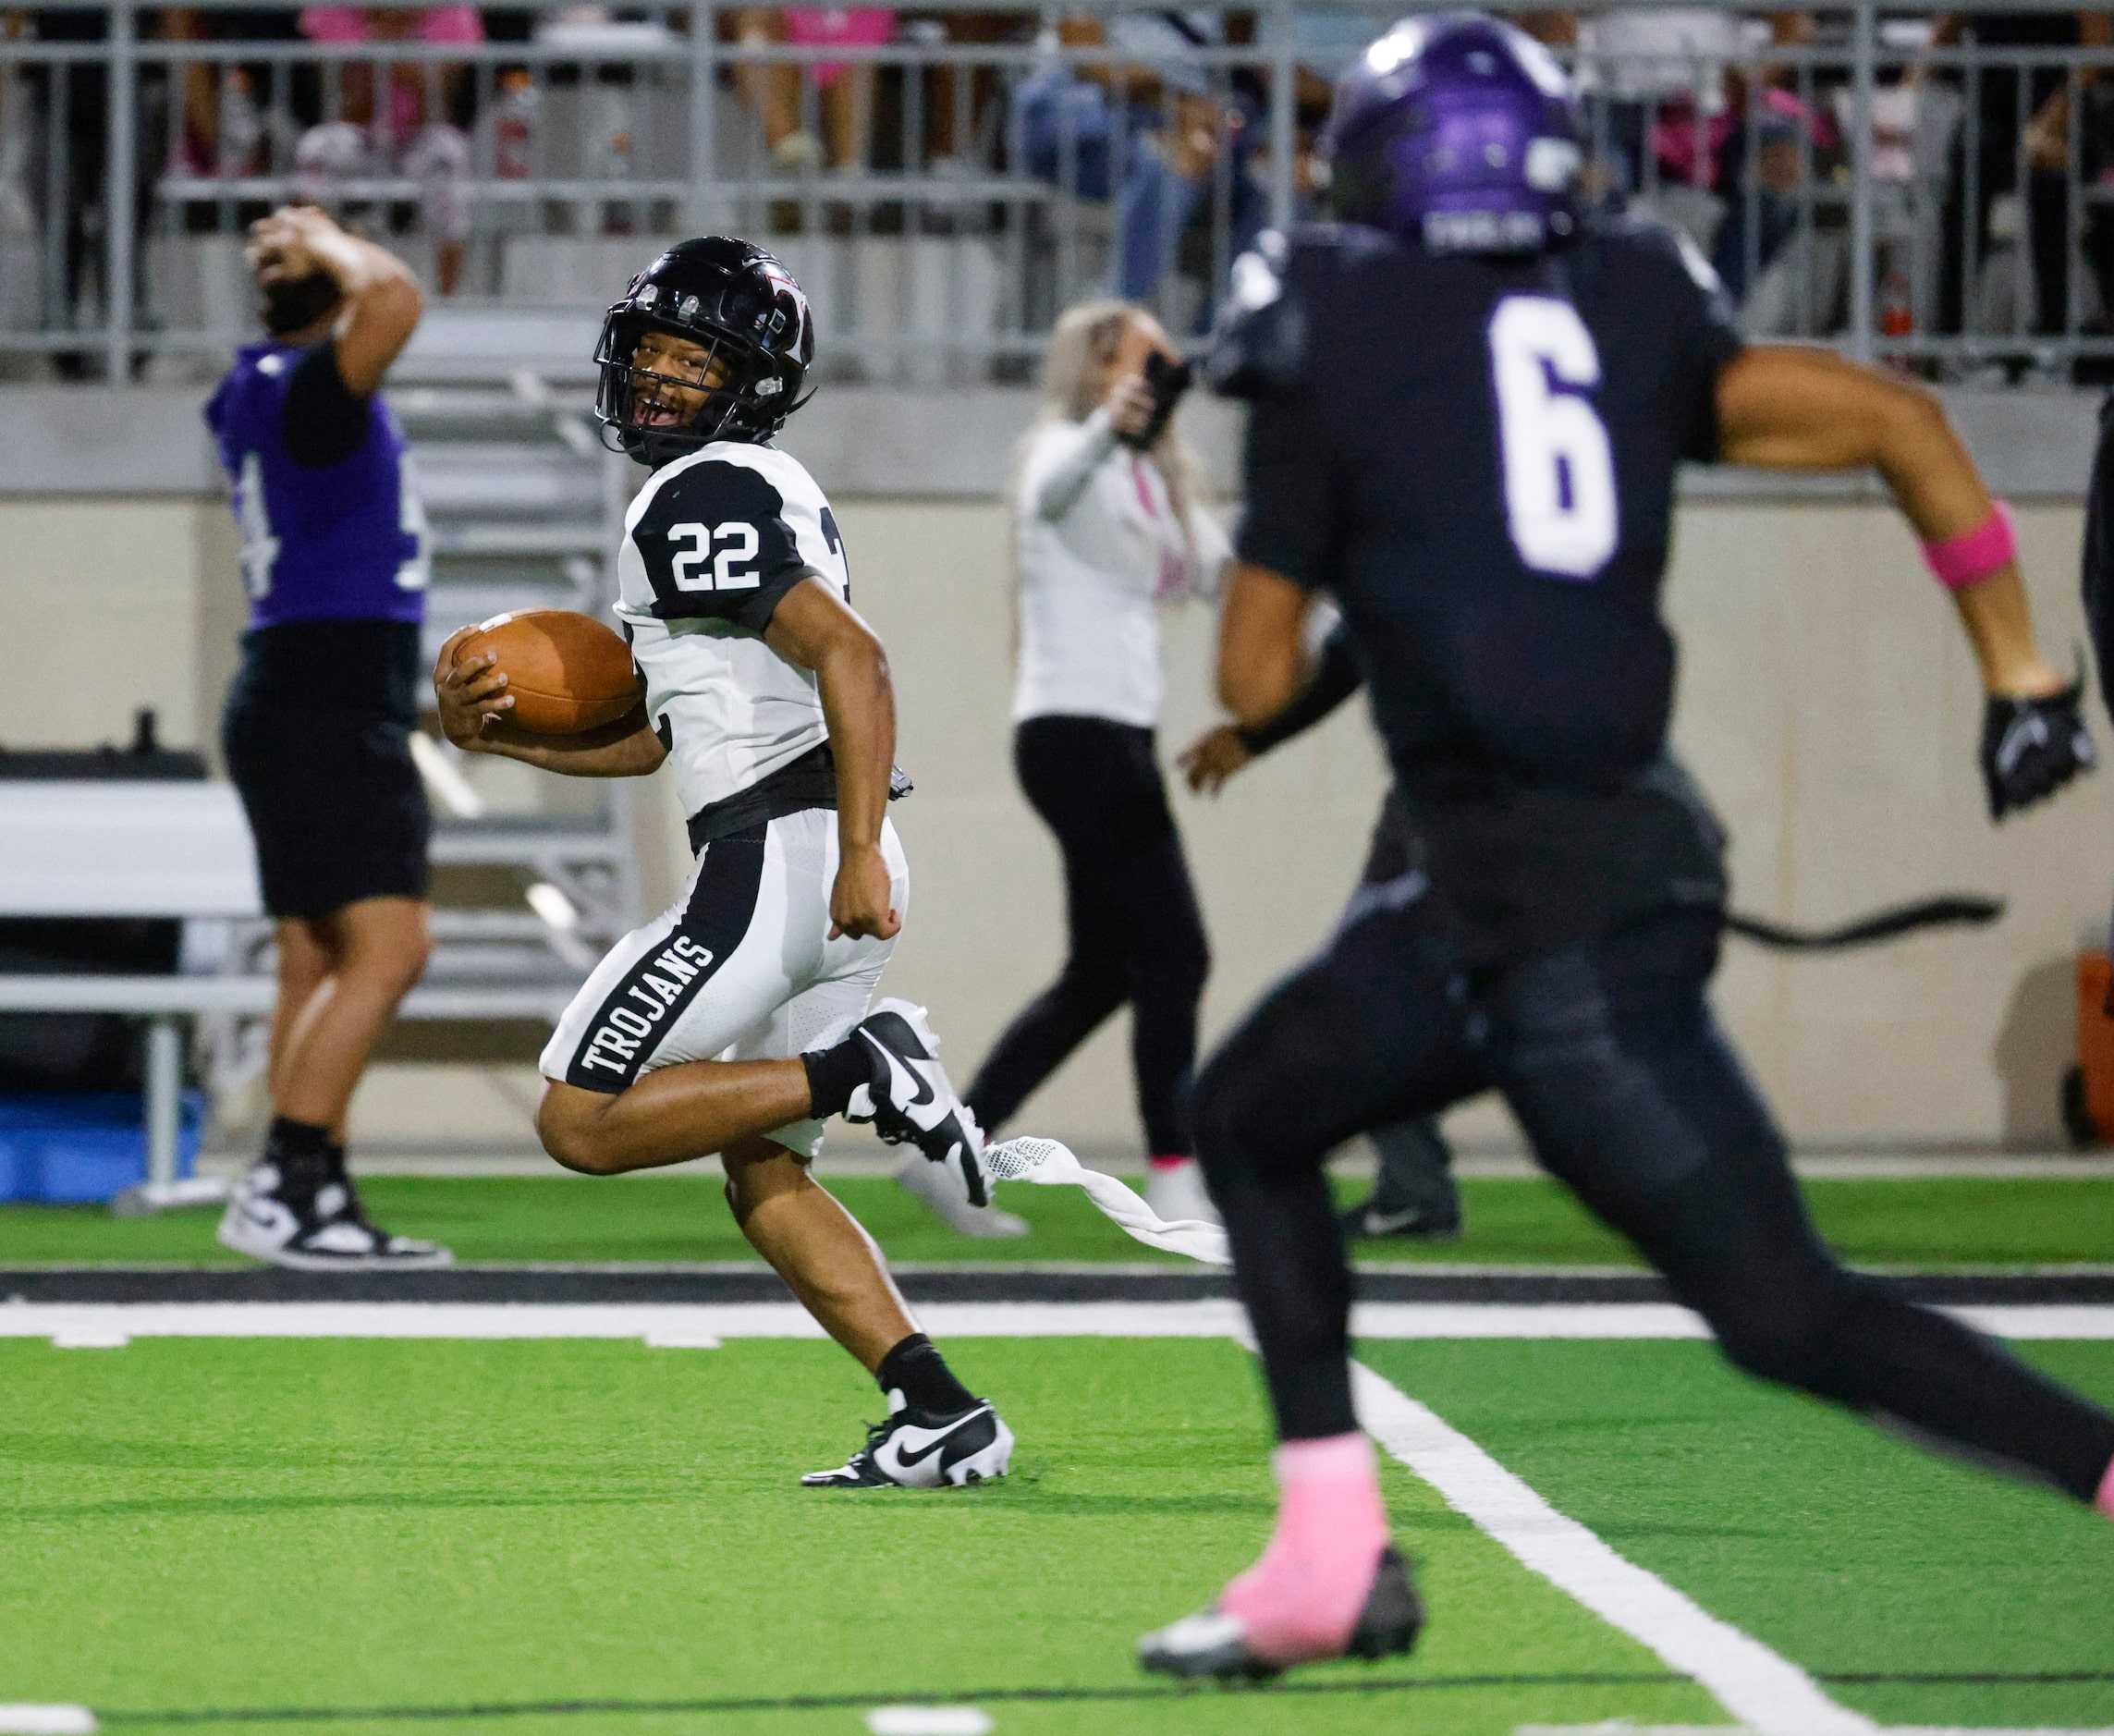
[593,237,816,462]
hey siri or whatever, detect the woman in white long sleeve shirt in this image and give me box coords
[964,300,1230,1227]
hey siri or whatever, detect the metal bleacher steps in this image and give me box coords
[387,309,643,1002]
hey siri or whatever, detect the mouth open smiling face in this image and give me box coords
[629,330,736,429]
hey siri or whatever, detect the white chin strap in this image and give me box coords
[984,1137,1231,1265]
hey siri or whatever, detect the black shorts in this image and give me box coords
[223,620,432,921]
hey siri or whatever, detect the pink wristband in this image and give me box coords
[1922,500,2016,591]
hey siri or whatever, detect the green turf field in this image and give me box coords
[6,1330,2114,1732]
[5,1172,2114,1268]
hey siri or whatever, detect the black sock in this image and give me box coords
[264,1116,336,1198]
[877,1333,976,1416]
[801,1035,871,1121]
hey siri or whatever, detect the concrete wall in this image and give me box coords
[2,490,2107,1150]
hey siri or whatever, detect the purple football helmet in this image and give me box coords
[1322,12,1583,254]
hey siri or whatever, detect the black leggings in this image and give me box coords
[1193,892,2114,1503]
[967,715,1210,1156]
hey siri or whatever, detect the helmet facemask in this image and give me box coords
[594,312,775,463]
[593,239,815,463]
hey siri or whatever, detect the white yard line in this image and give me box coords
[7,1300,2114,1346]
[1350,1361,1878,1736]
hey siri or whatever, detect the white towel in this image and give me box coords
[984,1137,1230,1265]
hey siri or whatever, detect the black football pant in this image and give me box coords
[1351,790,1458,1228]
[968,716,1210,1157]
[1192,888,2114,1503]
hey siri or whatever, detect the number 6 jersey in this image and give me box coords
[1208,216,1743,962]
[615,439,853,822]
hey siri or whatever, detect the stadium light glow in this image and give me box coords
[526,881,580,932]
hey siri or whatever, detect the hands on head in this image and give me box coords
[246,204,340,289]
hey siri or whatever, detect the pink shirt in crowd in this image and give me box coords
[298,7,484,139]
[299,7,486,44]
[784,7,892,87]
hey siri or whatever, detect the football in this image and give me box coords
[453,608,643,736]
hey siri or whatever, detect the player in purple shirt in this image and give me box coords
[206,205,448,1271]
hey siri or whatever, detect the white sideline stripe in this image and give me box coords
[1356,1302,1711,1339]
[864,1709,994,1736]
[1950,1305,2114,1339]
[8,1301,2114,1345]
[0,1301,1253,1344]
[0,1707,96,1735]
[1350,1362,1877,1736]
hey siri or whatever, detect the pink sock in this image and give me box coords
[2096,1457,2114,1519]
[1218,1433,1389,1666]
[1148,1155,1193,1172]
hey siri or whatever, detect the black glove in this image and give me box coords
[1980,678,2096,820]
[1116,348,1193,451]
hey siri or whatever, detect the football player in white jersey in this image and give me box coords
[433,238,1012,1489]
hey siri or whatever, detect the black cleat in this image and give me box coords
[843,998,992,1206]
[1137,1547,1424,1681]
[1338,1201,1461,1242]
[800,1399,1015,1489]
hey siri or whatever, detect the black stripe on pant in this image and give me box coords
[564,825,767,1093]
[967,715,1210,1157]
[1194,896,2114,1502]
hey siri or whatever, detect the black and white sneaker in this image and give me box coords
[800,1397,1014,1489]
[1338,1201,1462,1242]
[843,998,992,1207]
[216,1157,454,1272]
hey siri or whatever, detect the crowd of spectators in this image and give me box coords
[4,6,2114,370]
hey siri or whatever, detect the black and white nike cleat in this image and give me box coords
[1136,1548,1424,1681]
[1338,1201,1461,1242]
[216,1157,453,1272]
[800,1398,1015,1489]
[843,998,993,1206]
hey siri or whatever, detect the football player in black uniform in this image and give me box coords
[1140,14,2108,1682]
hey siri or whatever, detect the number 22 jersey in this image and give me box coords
[1212,217,1744,961]
[614,439,852,822]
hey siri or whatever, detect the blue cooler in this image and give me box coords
[0,1092,205,1204]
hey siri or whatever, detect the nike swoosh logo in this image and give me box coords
[1359,1207,1454,1237]
[867,1037,937,1111]
[888,1412,983,1467]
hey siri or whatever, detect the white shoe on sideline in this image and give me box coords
[894,1152,1029,1238]
[1145,1158,1220,1228]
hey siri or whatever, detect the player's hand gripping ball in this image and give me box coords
[436,610,643,742]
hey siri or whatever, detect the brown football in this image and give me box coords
[453,609,642,736]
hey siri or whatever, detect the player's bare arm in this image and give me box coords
[247,204,422,393]
[1715,345,2094,816]
[1215,561,1314,727]
[431,625,666,776]
[1716,347,2062,699]
[763,577,901,942]
[1186,613,1362,794]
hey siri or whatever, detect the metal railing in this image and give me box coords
[4,2,2113,383]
